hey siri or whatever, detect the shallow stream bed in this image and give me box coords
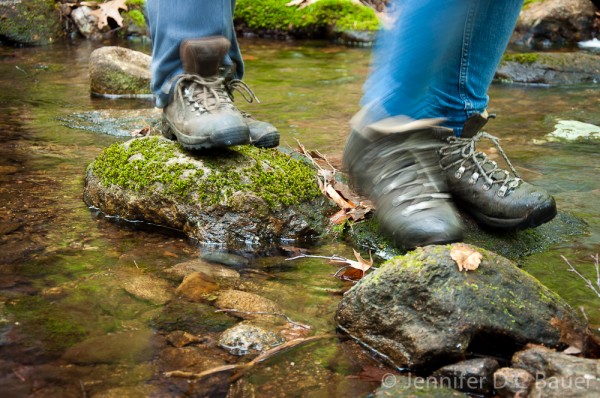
[0,38,599,397]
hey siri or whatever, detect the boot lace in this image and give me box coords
[172,74,234,113]
[439,131,522,197]
[225,78,260,104]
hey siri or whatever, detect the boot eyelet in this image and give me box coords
[498,185,508,197]
[468,172,479,185]
[483,182,492,191]
[455,166,465,179]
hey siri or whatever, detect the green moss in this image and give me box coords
[0,0,63,45]
[124,9,147,31]
[523,0,545,9]
[89,136,322,208]
[502,53,540,64]
[95,67,151,95]
[234,0,380,35]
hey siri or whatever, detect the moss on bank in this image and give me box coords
[89,136,321,208]
[0,0,63,45]
[502,53,540,64]
[234,0,380,35]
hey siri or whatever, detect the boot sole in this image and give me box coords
[468,205,558,231]
[162,119,249,150]
[251,132,279,148]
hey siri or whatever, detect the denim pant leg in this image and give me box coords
[427,0,523,134]
[360,0,522,134]
[360,0,474,125]
[146,0,244,108]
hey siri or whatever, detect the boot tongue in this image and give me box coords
[180,36,231,77]
[461,111,494,138]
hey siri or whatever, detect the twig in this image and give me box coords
[562,255,600,298]
[215,309,311,330]
[286,253,348,262]
[164,334,335,381]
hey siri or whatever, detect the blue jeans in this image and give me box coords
[361,0,523,135]
[146,0,243,108]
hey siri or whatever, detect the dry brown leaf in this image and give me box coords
[333,249,373,280]
[450,244,482,272]
[91,0,128,29]
[329,209,349,225]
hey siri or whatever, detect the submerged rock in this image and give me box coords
[214,290,282,321]
[89,46,152,97]
[218,322,285,356]
[544,120,600,142]
[59,109,160,138]
[335,244,586,370]
[493,367,536,398]
[165,258,240,284]
[512,345,600,397]
[84,137,335,250]
[512,0,597,47]
[495,52,600,85]
[175,272,220,302]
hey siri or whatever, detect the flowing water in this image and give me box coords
[0,37,599,397]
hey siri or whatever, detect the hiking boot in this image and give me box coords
[225,78,280,148]
[162,36,249,150]
[343,113,463,250]
[438,112,557,230]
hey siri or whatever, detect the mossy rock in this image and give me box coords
[89,46,152,97]
[84,136,337,250]
[234,0,380,40]
[0,0,63,45]
[335,244,586,370]
[496,52,600,85]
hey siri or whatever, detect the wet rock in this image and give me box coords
[165,258,240,284]
[70,6,101,40]
[512,0,598,47]
[165,330,205,348]
[93,385,159,398]
[150,301,236,334]
[59,109,160,138]
[218,322,285,356]
[0,0,63,45]
[214,290,282,321]
[544,120,600,142]
[84,137,335,251]
[89,46,152,97]
[335,244,587,369]
[202,251,250,268]
[496,52,600,85]
[159,346,225,373]
[512,345,600,397]
[336,29,376,46]
[432,358,499,395]
[349,211,586,261]
[372,375,468,397]
[494,367,535,398]
[175,272,220,301]
[119,271,174,305]
[62,330,161,365]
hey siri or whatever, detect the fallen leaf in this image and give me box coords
[90,0,128,29]
[333,249,373,280]
[563,346,582,355]
[450,244,482,272]
[131,126,150,137]
[329,209,349,225]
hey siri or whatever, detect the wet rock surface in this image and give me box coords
[214,289,282,321]
[89,46,152,97]
[175,272,220,301]
[164,258,241,285]
[512,345,600,397]
[496,52,600,85]
[432,358,499,395]
[84,136,336,251]
[335,244,587,369]
[218,322,285,355]
[512,0,598,47]
[494,367,536,398]
[0,0,63,45]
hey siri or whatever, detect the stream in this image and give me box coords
[0,37,599,397]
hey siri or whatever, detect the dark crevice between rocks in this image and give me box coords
[466,330,526,367]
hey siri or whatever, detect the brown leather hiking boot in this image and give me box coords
[438,112,557,230]
[161,36,249,150]
[342,113,463,250]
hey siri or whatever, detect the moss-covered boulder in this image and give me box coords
[234,0,380,42]
[0,0,63,45]
[83,136,336,249]
[496,52,600,85]
[89,46,152,97]
[512,0,597,47]
[335,244,586,370]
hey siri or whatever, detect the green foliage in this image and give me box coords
[234,0,380,34]
[125,9,147,30]
[523,0,545,8]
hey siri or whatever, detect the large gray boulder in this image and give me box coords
[83,136,335,250]
[496,52,600,85]
[335,244,587,369]
[89,46,152,97]
[512,0,598,47]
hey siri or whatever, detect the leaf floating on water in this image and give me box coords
[450,244,482,272]
[332,249,373,280]
[91,0,128,29]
